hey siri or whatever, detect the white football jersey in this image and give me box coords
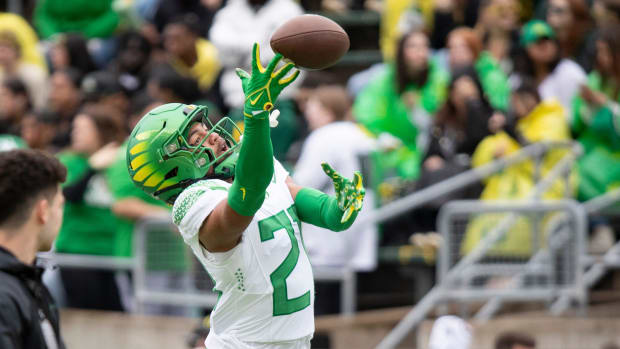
[172,159,315,343]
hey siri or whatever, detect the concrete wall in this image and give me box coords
[60,309,198,349]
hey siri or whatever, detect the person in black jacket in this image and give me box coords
[0,149,67,349]
[411,66,491,232]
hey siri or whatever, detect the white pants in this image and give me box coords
[204,332,312,349]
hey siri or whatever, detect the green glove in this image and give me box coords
[321,163,365,223]
[236,43,300,118]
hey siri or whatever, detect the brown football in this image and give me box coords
[270,14,350,70]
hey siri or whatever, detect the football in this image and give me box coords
[270,14,350,70]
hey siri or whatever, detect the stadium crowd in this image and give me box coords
[0,0,620,336]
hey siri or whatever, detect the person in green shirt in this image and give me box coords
[447,27,511,112]
[55,104,126,311]
[571,23,620,201]
[354,30,449,181]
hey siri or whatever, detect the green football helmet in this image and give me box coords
[127,103,241,205]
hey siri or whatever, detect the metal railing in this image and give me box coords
[375,142,583,349]
[39,216,358,315]
[361,141,579,226]
[549,187,620,314]
[376,199,586,349]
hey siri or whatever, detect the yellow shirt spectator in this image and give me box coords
[170,38,221,91]
[164,16,221,91]
[0,13,47,71]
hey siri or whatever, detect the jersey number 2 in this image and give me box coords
[258,206,311,316]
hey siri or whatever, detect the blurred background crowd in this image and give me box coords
[1,0,620,344]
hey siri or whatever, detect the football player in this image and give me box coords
[127,43,365,348]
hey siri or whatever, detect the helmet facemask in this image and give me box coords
[180,108,239,176]
[151,105,241,203]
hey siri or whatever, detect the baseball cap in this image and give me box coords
[520,20,556,46]
[81,71,124,101]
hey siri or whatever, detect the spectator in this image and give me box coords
[462,81,571,257]
[571,23,620,201]
[34,0,119,40]
[21,110,58,153]
[546,0,595,71]
[0,78,30,136]
[294,85,377,270]
[423,66,493,179]
[354,30,449,179]
[378,0,426,62]
[0,149,67,349]
[429,0,482,49]
[48,68,83,149]
[447,27,511,111]
[512,20,587,116]
[110,31,153,96]
[0,31,49,110]
[593,0,620,27]
[412,66,492,231]
[0,12,47,71]
[49,33,97,74]
[81,71,130,119]
[476,0,521,74]
[294,86,376,315]
[495,332,536,349]
[163,14,221,91]
[55,104,127,311]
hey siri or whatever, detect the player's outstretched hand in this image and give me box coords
[236,43,300,119]
[321,163,365,223]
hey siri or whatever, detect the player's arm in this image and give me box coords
[286,164,365,232]
[198,43,299,252]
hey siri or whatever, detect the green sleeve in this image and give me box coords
[476,52,510,112]
[571,96,588,136]
[228,113,274,216]
[421,59,449,114]
[590,105,620,147]
[57,152,89,186]
[352,66,418,147]
[294,188,357,232]
[353,68,392,136]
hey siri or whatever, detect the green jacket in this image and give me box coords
[475,51,511,112]
[572,71,620,200]
[34,0,119,39]
[55,152,120,256]
[353,60,449,149]
[354,60,448,183]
